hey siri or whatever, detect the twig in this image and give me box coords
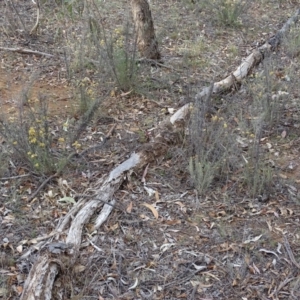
[87,238,103,252]
[28,173,58,202]
[30,0,40,35]
[145,98,166,107]
[0,47,54,57]
[0,174,30,181]
[269,275,294,298]
[284,235,300,269]
[78,123,116,156]
[163,270,199,288]
[190,281,199,300]
[137,57,181,72]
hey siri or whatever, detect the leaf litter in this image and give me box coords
[1,0,300,299]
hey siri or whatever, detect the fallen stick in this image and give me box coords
[19,8,300,300]
[30,0,40,35]
[0,46,54,57]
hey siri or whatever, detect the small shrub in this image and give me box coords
[189,55,285,199]
[238,58,283,197]
[0,87,97,177]
[188,90,240,196]
[69,4,139,93]
[0,96,69,175]
[283,23,300,58]
[242,158,274,198]
[200,0,249,28]
[109,46,138,92]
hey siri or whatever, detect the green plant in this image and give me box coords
[217,0,246,27]
[111,47,138,92]
[79,3,139,92]
[238,59,284,197]
[242,158,274,197]
[201,0,248,28]
[0,276,8,299]
[55,0,84,17]
[189,156,217,195]
[0,96,65,175]
[283,23,300,58]
[188,90,239,196]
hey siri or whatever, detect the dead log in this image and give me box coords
[195,8,300,100]
[19,8,300,300]
[131,0,161,60]
[19,119,183,300]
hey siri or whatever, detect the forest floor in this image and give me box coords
[1,0,300,299]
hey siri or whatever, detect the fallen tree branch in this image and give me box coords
[19,105,185,300]
[19,8,300,300]
[195,8,300,100]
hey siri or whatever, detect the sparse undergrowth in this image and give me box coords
[1,0,300,299]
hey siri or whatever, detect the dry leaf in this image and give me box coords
[279,173,287,179]
[232,279,238,286]
[155,190,160,202]
[126,201,133,213]
[175,201,186,212]
[142,164,149,183]
[74,264,86,273]
[144,186,156,196]
[165,219,181,225]
[142,203,159,219]
[252,262,260,274]
[110,223,119,231]
[259,248,279,258]
[243,234,262,244]
[16,286,23,295]
[281,130,287,138]
[128,278,138,290]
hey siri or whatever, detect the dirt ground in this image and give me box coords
[1,1,300,299]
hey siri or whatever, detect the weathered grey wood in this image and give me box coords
[20,8,300,300]
[195,8,300,101]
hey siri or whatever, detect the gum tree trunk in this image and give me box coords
[131,0,161,60]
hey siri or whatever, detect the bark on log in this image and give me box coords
[19,115,183,300]
[131,0,161,60]
[19,8,300,300]
[195,8,300,101]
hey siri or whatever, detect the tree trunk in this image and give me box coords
[131,0,161,60]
